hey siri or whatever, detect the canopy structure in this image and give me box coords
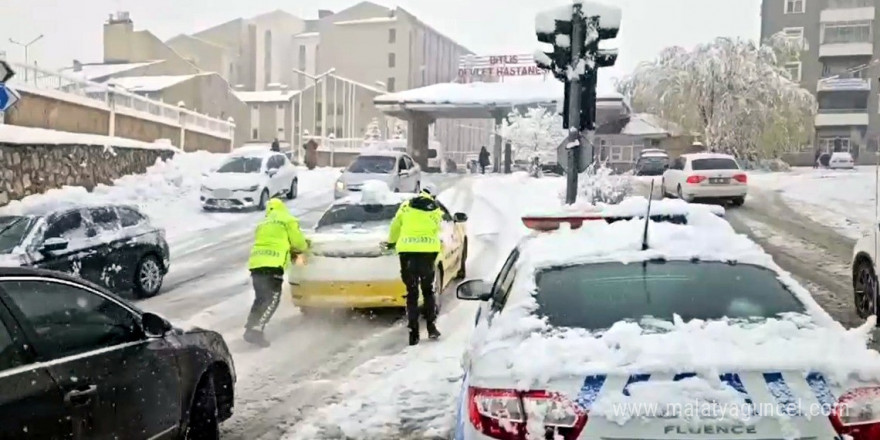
[373,81,628,170]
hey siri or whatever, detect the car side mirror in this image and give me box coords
[456,279,491,301]
[142,312,173,338]
[40,237,69,253]
[454,212,468,222]
[266,169,278,176]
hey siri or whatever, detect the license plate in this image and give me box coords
[217,200,233,208]
[709,178,729,184]
[214,189,232,198]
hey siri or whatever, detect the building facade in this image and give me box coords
[761,0,879,162]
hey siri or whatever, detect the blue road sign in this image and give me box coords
[0,83,21,112]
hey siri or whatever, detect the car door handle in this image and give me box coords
[64,385,97,407]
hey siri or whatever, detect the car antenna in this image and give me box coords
[641,180,654,251]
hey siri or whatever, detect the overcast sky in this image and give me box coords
[3,0,762,88]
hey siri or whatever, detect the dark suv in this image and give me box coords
[0,204,169,298]
[0,267,235,439]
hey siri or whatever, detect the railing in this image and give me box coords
[817,77,871,92]
[6,61,235,140]
[827,0,872,9]
[817,107,869,113]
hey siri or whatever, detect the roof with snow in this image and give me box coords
[234,89,300,103]
[107,74,202,92]
[374,81,626,119]
[597,113,684,137]
[59,60,165,82]
[334,16,397,25]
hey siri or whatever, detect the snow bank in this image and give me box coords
[0,124,177,150]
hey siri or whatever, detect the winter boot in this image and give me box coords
[427,322,441,340]
[408,322,420,346]
[243,328,270,348]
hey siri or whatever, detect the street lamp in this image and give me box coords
[9,34,44,82]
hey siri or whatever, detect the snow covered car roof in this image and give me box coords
[681,152,737,161]
[457,201,880,440]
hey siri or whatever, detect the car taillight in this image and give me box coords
[830,387,880,440]
[468,387,587,440]
[686,175,706,184]
[733,174,747,183]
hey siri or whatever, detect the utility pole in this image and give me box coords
[9,34,43,83]
[535,2,621,204]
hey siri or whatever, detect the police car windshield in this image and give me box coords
[348,156,396,174]
[217,156,263,173]
[316,203,400,229]
[533,261,806,330]
[0,216,35,254]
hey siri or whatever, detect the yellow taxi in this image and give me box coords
[288,186,467,312]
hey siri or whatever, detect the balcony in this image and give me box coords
[819,42,874,57]
[816,77,871,92]
[814,108,870,126]
[822,0,875,22]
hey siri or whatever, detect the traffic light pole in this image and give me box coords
[565,7,585,205]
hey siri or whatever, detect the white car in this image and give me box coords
[828,152,855,170]
[335,151,421,199]
[661,153,747,206]
[200,150,298,210]
[454,198,880,440]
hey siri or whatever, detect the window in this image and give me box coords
[389,28,396,43]
[347,156,397,174]
[252,128,259,140]
[785,62,802,81]
[783,27,805,48]
[0,318,24,371]
[398,157,408,171]
[298,45,306,70]
[610,146,624,161]
[88,207,119,233]
[819,137,852,152]
[388,53,396,68]
[117,207,146,228]
[822,22,872,44]
[491,249,520,312]
[44,211,88,241]
[403,155,414,169]
[1,280,142,360]
[691,158,740,170]
[263,30,273,86]
[316,204,401,229]
[785,0,805,14]
[386,77,396,92]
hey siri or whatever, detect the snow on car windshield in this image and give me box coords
[691,158,739,170]
[347,156,396,174]
[217,156,262,173]
[316,203,400,229]
[0,216,34,254]
[535,260,806,330]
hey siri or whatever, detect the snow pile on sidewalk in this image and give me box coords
[283,174,561,440]
[749,167,877,239]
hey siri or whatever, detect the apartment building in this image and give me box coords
[762,0,880,160]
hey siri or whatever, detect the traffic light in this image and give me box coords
[535,14,574,82]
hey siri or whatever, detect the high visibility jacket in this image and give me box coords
[388,194,444,253]
[248,198,309,270]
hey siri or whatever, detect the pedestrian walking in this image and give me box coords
[478,146,490,174]
[271,138,281,152]
[245,198,309,347]
[384,184,444,345]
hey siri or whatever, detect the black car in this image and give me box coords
[634,154,670,176]
[0,266,235,439]
[0,204,169,298]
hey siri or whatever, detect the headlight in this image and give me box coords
[336,181,345,191]
[238,185,259,192]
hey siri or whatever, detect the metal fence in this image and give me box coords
[7,61,234,140]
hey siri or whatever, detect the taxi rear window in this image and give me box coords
[316,204,400,228]
[533,261,805,330]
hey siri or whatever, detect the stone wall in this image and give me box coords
[6,90,231,153]
[0,143,174,206]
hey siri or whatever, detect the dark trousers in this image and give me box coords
[399,252,439,328]
[480,164,486,174]
[246,267,284,330]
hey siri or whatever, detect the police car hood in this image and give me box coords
[465,314,880,439]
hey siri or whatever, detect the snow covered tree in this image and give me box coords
[363,118,383,141]
[497,107,567,162]
[615,36,816,161]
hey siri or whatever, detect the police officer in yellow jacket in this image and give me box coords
[245,198,309,347]
[386,184,444,345]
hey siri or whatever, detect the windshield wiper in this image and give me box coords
[0,218,22,236]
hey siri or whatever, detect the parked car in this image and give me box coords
[200,149,298,211]
[828,151,855,170]
[661,152,747,206]
[634,152,670,176]
[335,151,421,199]
[0,266,235,439]
[0,204,169,298]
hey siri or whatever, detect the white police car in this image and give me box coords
[453,198,880,440]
